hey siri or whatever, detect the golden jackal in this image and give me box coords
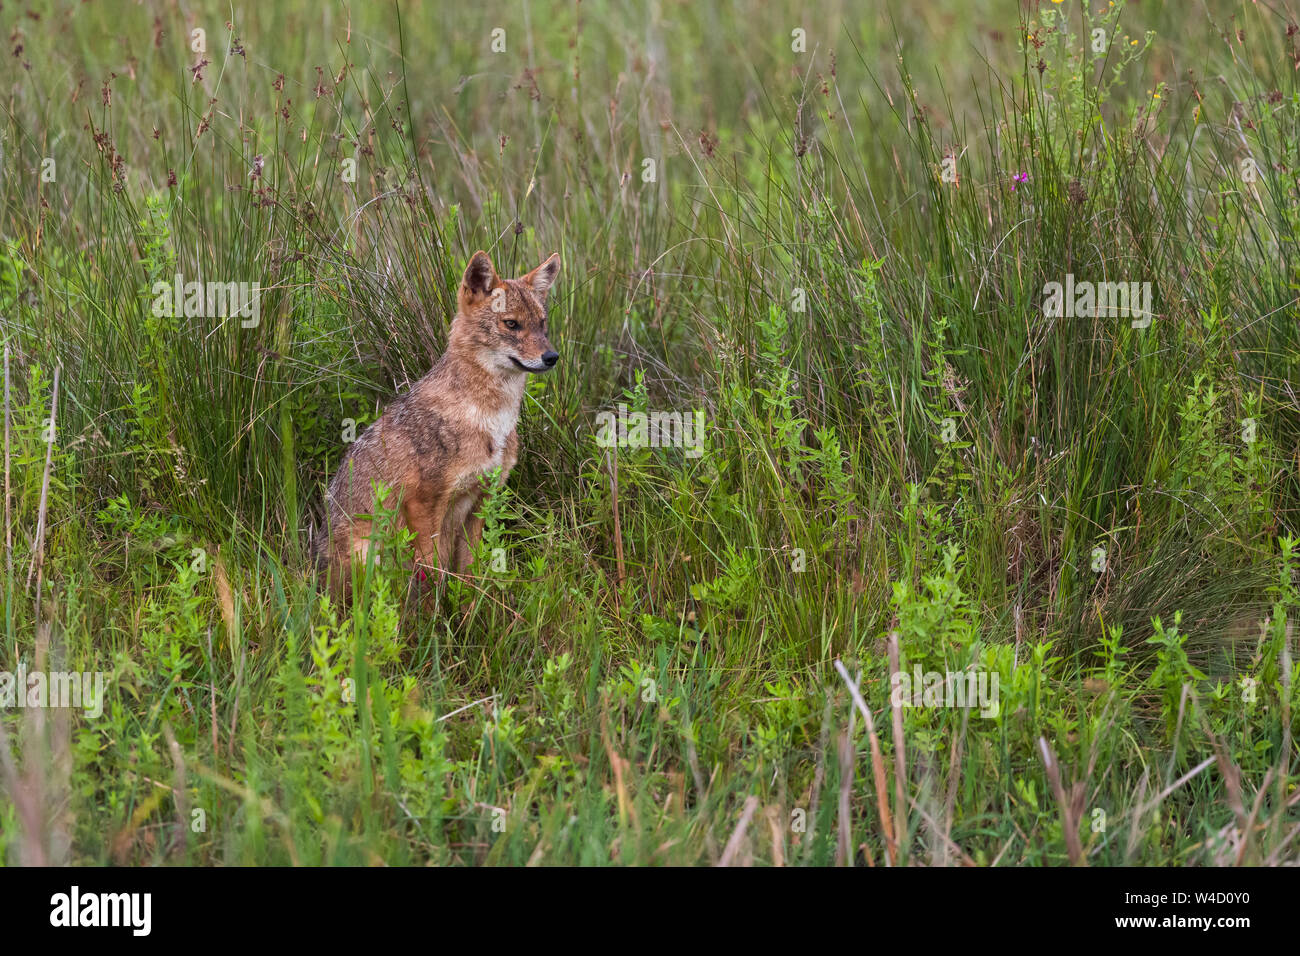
[315,250,560,599]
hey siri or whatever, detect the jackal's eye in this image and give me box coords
[504,319,520,330]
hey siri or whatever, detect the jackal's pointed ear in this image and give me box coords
[523,253,561,299]
[460,251,499,305]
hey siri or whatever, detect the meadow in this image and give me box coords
[1,0,1298,865]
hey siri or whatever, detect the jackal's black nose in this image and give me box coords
[542,350,559,367]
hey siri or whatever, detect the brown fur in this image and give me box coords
[314,250,560,600]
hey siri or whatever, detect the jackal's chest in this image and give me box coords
[449,402,519,491]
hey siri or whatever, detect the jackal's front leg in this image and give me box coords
[454,492,487,574]
[455,452,514,574]
[402,494,451,577]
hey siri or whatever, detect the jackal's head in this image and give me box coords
[450,250,561,374]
